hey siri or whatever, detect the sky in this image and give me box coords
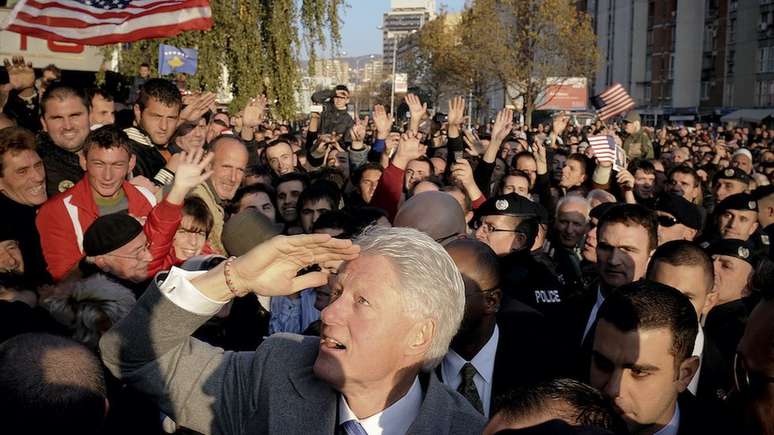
[337,0,467,58]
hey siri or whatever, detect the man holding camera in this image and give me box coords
[311,85,354,140]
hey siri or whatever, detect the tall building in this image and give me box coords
[382,0,435,72]
[585,0,773,119]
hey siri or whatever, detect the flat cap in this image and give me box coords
[476,193,540,219]
[712,167,751,185]
[654,193,702,230]
[715,193,757,214]
[222,209,282,257]
[707,238,757,266]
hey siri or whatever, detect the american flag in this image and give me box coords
[590,83,636,122]
[1,0,212,45]
[587,135,617,163]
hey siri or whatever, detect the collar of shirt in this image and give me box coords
[688,325,705,395]
[654,401,680,435]
[442,324,500,387]
[338,376,422,435]
[582,287,606,342]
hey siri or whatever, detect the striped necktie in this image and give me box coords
[341,419,368,435]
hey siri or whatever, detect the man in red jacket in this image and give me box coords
[36,125,211,281]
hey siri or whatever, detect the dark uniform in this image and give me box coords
[475,194,576,322]
[703,238,762,380]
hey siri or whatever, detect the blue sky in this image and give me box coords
[337,0,467,58]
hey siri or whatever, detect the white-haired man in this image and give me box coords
[100,228,485,434]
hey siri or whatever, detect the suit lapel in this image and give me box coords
[407,374,452,435]
[277,366,337,434]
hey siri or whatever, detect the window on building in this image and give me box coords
[646,55,652,80]
[701,81,711,100]
[724,83,735,106]
[729,18,736,43]
[668,54,675,79]
[644,84,652,102]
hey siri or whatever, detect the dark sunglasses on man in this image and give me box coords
[657,215,679,228]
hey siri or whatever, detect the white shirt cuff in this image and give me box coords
[157,266,227,316]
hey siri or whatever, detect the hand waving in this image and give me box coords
[3,56,35,91]
[372,104,394,139]
[242,95,267,128]
[167,149,214,204]
[180,92,217,124]
[447,96,466,127]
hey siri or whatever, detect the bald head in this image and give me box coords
[445,238,500,290]
[0,333,107,434]
[394,191,467,244]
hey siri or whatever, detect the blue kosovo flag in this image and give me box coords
[158,44,198,75]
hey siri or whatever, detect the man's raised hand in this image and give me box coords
[167,149,214,204]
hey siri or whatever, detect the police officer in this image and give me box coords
[703,238,762,374]
[711,167,751,204]
[474,193,570,322]
[714,193,759,242]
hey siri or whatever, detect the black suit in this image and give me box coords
[677,391,735,434]
[438,301,556,416]
[695,332,733,403]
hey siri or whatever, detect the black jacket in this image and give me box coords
[3,89,41,132]
[311,89,354,140]
[0,193,52,286]
[35,133,84,197]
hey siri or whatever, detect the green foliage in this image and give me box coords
[105,0,344,119]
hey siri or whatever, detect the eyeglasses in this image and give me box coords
[734,352,774,394]
[657,215,679,228]
[104,241,151,260]
[473,220,518,235]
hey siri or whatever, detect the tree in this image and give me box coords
[406,12,491,119]
[459,0,599,126]
[102,0,343,119]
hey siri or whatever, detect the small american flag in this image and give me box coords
[591,83,636,122]
[1,0,212,45]
[588,135,617,163]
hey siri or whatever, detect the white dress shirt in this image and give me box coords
[157,267,224,315]
[440,325,500,417]
[688,325,705,395]
[338,376,422,435]
[582,288,605,343]
[654,402,680,435]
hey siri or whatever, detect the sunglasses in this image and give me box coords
[657,215,679,227]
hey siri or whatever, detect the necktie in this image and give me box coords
[341,419,368,435]
[457,362,484,414]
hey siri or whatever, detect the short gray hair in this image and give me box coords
[42,274,136,349]
[555,194,591,221]
[353,226,465,371]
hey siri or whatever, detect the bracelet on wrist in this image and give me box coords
[223,256,247,297]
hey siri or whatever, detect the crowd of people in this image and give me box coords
[0,56,773,435]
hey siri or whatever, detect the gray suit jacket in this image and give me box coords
[100,283,486,435]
